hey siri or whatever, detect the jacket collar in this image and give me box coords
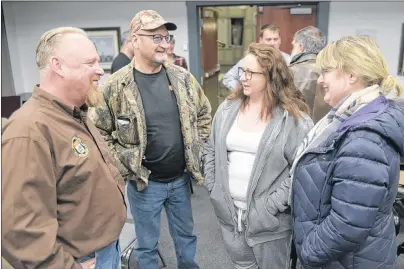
[222,98,285,122]
[118,58,185,90]
[337,95,389,132]
[32,85,87,119]
[289,53,317,66]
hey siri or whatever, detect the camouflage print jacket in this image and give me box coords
[90,61,212,191]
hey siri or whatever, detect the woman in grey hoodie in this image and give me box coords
[203,43,313,269]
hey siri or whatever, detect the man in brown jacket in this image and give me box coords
[289,26,331,123]
[1,27,126,269]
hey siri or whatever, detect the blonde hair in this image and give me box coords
[36,27,87,69]
[317,35,403,96]
[229,43,308,120]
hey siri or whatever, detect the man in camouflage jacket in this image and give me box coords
[90,10,211,269]
[90,59,211,191]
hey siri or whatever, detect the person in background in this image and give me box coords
[258,24,290,64]
[222,24,291,91]
[203,43,312,269]
[90,10,211,269]
[111,30,134,74]
[289,26,331,124]
[1,27,126,269]
[291,35,404,269]
[167,35,188,70]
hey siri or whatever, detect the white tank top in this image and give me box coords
[226,114,264,210]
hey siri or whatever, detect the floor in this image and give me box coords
[120,184,404,269]
[120,184,233,269]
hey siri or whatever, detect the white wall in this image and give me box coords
[2,1,188,94]
[4,1,404,94]
[2,13,16,97]
[328,1,404,83]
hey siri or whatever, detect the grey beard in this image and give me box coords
[154,54,168,64]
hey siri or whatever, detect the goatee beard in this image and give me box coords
[155,53,168,64]
[85,84,104,107]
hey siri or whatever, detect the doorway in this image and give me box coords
[256,4,317,54]
[187,1,330,116]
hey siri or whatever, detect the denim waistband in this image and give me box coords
[75,252,95,263]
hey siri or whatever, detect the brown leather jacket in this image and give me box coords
[289,53,331,124]
[2,87,127,269]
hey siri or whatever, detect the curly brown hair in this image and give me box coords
[229,42,308,120]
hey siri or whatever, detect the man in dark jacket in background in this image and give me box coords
[289,26,331,123]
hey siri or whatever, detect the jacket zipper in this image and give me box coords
[245,113,285,234]
[290,140,336,269]
[219,104,239,227]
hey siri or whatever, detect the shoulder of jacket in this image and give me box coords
[3,110,50,144]
[285,111,313,130]
[166,63,189,75]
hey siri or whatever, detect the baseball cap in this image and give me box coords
[130,10,177,33]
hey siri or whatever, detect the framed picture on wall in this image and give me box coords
[82,27,121,71]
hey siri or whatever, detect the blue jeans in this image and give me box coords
[76,240,121,269]
[127,173,199,269]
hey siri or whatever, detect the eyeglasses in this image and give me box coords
[238,67,265,81]
[137,34,172,44]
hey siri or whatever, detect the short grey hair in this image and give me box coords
[121,30,130,46]
[36,27,87,69]
[294,26,326,54]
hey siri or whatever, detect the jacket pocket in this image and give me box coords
[248,196,280,234]
[115,115,139,145]
[210,183,234,227]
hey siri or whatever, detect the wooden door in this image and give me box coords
[256,5,317,55]
[200,8,220,115]
[200,8,218,74]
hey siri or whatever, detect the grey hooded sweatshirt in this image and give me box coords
[203,98,313,246]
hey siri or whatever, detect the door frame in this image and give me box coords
[1,4,16,97]
[186,1,330,83]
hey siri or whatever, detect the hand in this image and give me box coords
[80,258,95,269]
